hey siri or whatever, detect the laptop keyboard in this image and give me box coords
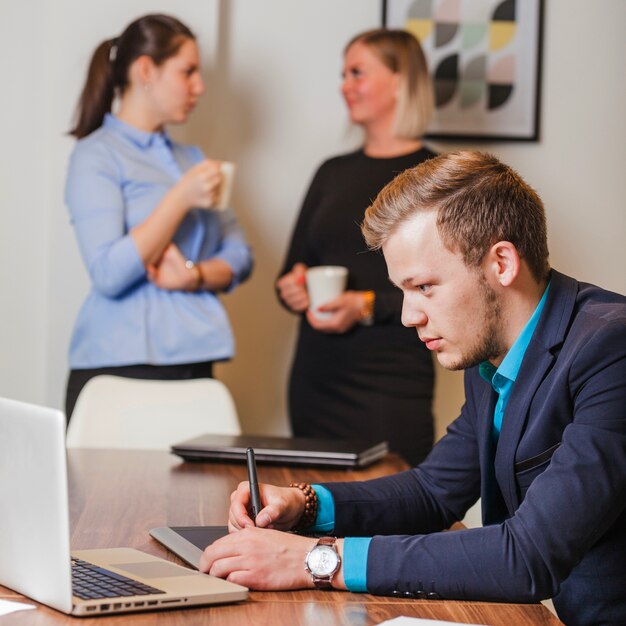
[71,558,166,600]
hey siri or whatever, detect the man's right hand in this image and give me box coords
[228,481,305,532]
[276,263,309,312]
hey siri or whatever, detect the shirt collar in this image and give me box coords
[103,113,172,149]
[480,281,551,385]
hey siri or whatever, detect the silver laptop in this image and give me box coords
[0,396,247,616]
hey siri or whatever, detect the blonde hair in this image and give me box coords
[346,28,434,139]
[362,151,550,282]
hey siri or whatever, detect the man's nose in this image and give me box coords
[401,299,427,328]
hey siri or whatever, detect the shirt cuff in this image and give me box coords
[308,485,369,592]
[343,537,371,592]
[213,247,252,291]
[309,484,334,533]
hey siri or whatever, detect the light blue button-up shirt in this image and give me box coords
[311,282,551,592]
[65,114,253,368]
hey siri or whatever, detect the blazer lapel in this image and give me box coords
[493,270,579,513]
[476,384,508,524]
[495,349,555,511]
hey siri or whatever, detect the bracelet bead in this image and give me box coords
[289,482,318,531]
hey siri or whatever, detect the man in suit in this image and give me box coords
[200,152,626,626]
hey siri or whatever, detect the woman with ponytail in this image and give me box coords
[64,14,253,421]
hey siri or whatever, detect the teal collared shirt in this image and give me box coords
[479,282,551,439]
[310,282,551,592]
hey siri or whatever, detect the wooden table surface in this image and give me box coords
[0,449,563,625]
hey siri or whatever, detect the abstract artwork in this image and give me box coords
[382,0,544,140]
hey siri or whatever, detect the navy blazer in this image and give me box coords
[324,270,626,626]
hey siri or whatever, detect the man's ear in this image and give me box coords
[485,241,520,287]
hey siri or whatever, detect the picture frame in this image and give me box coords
[382,0,544,141]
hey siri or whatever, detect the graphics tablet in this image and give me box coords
[150,526,322,570]
[149,526,229,569]
[171,434,388,468]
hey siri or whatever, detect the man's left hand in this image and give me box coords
[199,527,321,590]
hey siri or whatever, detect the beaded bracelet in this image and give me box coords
[289,482,318,531]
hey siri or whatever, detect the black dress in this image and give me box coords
[279,147,436,466]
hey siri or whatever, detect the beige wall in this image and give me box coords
[1,1,624,444]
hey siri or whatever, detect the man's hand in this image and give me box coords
[199,527,314,590]
[199,528,347,591]
[228,481,305,531]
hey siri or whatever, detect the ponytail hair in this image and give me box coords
[69,39,117,139]
[69,14,195,139]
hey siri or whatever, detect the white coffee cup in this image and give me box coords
[215,161,236,210]
[305,266,348,320]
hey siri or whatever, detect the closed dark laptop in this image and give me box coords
[171,434,388,468]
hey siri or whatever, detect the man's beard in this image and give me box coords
[448,272,507,371]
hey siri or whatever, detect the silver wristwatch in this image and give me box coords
[304,536,341,589]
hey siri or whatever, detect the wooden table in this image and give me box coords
[0,450,563,625]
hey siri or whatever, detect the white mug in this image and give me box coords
[306,266,348,320]
[215,161,236,211]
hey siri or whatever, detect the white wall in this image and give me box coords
[1,0,624,440]
[0,3,48,403]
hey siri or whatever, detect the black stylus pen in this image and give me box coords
[246,447,262,524]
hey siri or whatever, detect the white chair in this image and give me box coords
[66,376,241,450]
[461,498,483,529]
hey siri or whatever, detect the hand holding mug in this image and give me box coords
[306,290,365,333]
[176,159,223,209]
[305,266,348,320]
[276,263,309,313]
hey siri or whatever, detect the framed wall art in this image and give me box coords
[382,0,544,141]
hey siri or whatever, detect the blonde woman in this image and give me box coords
[276,29,435,465]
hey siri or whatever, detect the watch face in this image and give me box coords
[307,545,339,577]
